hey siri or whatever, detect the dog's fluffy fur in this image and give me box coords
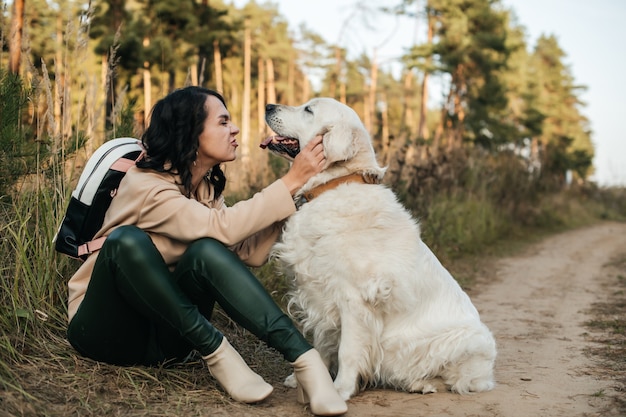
[264,98,497,400]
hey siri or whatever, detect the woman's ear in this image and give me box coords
[322,124,361,163]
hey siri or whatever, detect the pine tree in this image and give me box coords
[530,35,593,185]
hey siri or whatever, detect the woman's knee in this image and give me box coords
[108,225,148,244]
[103,225,155,260]
[184,238,235,267]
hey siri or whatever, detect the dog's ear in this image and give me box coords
[323,124,365,163]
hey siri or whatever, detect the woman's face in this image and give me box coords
[196,95,240,168]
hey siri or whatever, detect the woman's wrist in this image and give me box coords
[281,172,303,196]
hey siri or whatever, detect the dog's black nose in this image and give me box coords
[266,104,276,113]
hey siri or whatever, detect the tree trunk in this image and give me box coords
[8,0,24,75]
[142,37,152,128]
[330,46,342,98]
[453,93,464,149]
[198,57,206,86]
[363,79,371,134]
[433,86,453,154]
[100,54,109,146]
[402,69,415,136]
[287,53,295,105]
[168,69,176,93]
[531,136,541,174]
[257,57,266,136]
[190,56,198,86]
[265,58,276,105]
[84,74,97,146]
[451,69,466,150]
[241,22,252,176]
[102,49,117,134]
[380,92,389,164]
[417,71,430,139]
[54,12,63,137]
[301,73,310,103]
[339,82,346,104]
[213,39,223,92]
[417,12,433,140]
[367,48,378,134]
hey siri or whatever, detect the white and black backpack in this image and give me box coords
[54,137,144,260]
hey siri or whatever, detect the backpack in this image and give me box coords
[54,137,145,260]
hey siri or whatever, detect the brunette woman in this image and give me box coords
[66,86,347,416]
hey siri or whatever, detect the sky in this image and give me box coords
[232,0,626,187]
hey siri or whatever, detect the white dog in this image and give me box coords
[261,98,496,400]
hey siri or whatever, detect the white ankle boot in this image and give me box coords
[291,349,348,416]
[203,337,273,403]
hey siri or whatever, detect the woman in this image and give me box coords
[66,86,347,416]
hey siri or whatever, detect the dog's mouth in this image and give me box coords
[260,135,301,160]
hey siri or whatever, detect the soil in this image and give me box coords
[215,222,626,417]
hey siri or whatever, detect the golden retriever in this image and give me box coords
[261,98,497,400]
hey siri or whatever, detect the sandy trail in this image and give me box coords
[215,222,626,417]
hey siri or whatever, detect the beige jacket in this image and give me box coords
[67,166,296,321]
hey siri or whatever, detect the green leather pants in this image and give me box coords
[67,225,311,366]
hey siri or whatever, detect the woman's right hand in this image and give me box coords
[281,135,325,195]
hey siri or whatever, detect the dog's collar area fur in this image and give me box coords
[298,173,381,206]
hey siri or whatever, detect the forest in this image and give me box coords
[2,0,596,193]
[0,0,624,415]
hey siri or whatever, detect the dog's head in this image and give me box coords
[262,98,374,166]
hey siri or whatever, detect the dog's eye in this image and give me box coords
[304,106,313,114]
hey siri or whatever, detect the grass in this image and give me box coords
[584,255,626,414]
[2,174,624,417]
[592,389,606,398]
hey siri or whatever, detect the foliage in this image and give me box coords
[0,70,34,197]
[528,35,593,184]
[108,93,140,140]
[12,0,597,188]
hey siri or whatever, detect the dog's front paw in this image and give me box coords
[408,380,438,394]
[334,381,357,401]
[283,372,298,388]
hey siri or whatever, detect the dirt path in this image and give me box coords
[212,222,626,417]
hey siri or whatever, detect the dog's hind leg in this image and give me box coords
[440,325,496,394]
[445,353,496,394]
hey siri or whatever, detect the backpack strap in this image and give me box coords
[110,157,137,172]
[77,236,107,258]
[76,149,145,259]
[110,149,146,172]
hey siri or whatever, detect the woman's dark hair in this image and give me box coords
[137,86,227,198]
